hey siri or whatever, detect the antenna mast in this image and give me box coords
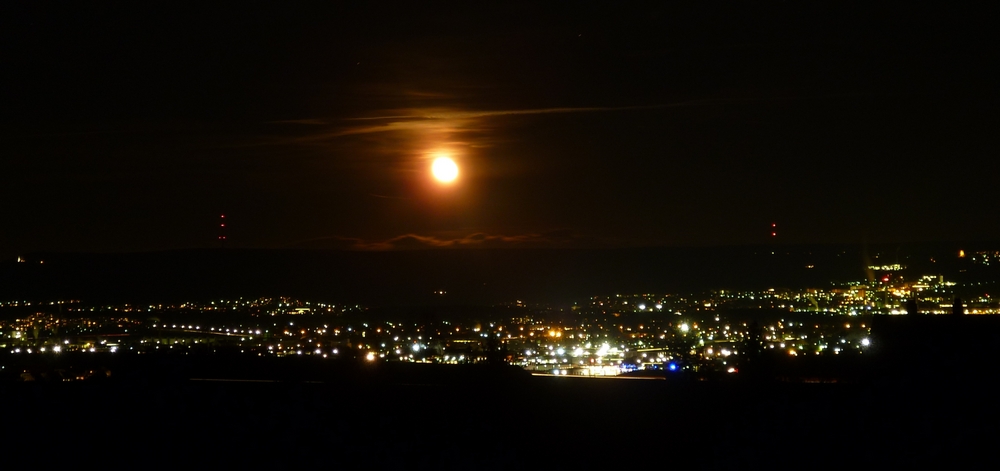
[218,214,227,248]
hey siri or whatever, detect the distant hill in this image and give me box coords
[0,242,994,305]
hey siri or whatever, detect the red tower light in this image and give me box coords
[218,214,227,248]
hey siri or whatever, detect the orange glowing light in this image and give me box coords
[431,156,458,183]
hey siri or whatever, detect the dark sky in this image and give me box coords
[3,2,997,258]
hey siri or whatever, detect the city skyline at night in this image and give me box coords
[3,3,997,466]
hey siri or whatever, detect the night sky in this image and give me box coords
[3,2,997,259]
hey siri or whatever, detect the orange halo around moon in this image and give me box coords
[431,156,459,183]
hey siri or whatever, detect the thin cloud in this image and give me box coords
[268,118,330,125]
[288,103,687,143]
[286,230,606,251]
[351,103,680,122]
[276,96,861,145]
[368,193,408,200]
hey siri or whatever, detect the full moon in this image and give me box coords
[431,157,459,183]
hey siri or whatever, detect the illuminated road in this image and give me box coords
[531,372,664,380]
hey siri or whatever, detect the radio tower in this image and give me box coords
[218,214,227,248]
[769,222,778,255]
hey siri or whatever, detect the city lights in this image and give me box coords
[0,266,993,383]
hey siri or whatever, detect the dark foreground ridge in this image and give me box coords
[2,352,995,468]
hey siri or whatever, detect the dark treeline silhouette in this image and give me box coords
[868,311,1000,380]
[4,347,995,468]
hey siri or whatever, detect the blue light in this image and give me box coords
[667,362,678,372]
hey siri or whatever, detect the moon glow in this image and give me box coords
[431,157,459,183]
